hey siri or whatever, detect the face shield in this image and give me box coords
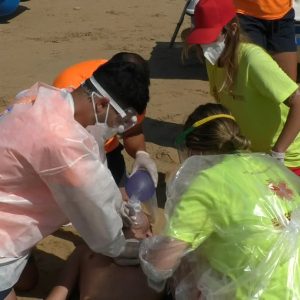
[110,106,138,134]
[89,76,138,134]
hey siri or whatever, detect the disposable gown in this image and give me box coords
[0,82,125,261]
[140,153,300,299]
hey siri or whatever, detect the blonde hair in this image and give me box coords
[184,103,250,154]
[181,27,204,63]
[218,17,240,93]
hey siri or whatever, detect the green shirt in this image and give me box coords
[206,43,300,168]
[167,154,300,299]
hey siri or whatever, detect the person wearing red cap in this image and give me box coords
[186,0,300,176]
[234,0,297,81]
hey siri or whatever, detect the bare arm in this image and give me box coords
[272,90,300,153]
[45,245,87,300]
[123,122,158,186]
[123,123,146,158]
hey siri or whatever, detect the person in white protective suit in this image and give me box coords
[140,103,300,300]
[52,52,158,194]
[0,59,150,300]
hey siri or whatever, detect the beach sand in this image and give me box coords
[0,0,212,298]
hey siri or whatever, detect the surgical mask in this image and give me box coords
[86,124,108,163]
[88,94,118,142]
[96,104,119,140]
[201,36,226,65]
[83,77,138,142]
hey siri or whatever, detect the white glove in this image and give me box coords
[131,151,158,187]
[270,150,285,164]
[114,238,141,266]
[119,201,136,228]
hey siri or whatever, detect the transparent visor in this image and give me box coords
[91,91,138,134]
[112,106,138,134]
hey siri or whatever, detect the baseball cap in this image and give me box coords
[187,0,236,45]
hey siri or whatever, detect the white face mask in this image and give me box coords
[87,94,118,148]
[86,123,105,147]
[201,36,226,65]
[98,122,119,141]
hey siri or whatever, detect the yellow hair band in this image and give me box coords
[192,114,235,128]
[175,113,235,145]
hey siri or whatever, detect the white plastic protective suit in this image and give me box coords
[140,154,300,300]
[0,83,125,289]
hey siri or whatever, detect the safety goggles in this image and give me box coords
[83,77,138,133]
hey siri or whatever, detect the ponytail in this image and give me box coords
[183,103,250,154]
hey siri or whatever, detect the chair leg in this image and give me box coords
[169,0,193,48]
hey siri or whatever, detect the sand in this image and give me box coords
[0,0,212,298]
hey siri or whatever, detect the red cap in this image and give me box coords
[187,0,236,45]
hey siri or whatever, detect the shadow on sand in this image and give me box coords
[143,117,183,149]
[148,41,208,81]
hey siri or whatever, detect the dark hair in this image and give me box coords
[91,56,150,114]
[184,103,250,154]
[110,52,150,86]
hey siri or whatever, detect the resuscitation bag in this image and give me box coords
[125,169,155,202]
[125,169,157,224]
